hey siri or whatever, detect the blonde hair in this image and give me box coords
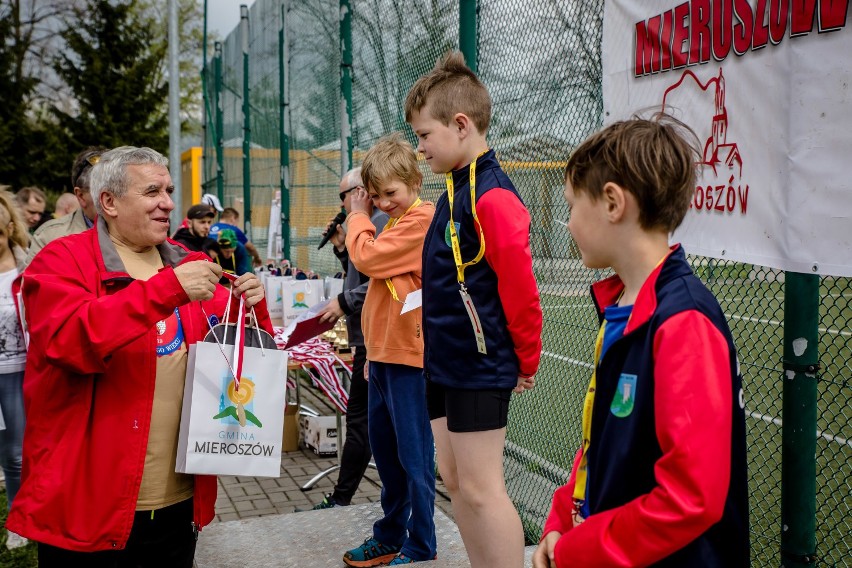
[0,190,29,249]
[361,133,422,195]
[404,50,491,134]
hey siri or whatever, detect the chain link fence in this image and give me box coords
[203,2,850,565]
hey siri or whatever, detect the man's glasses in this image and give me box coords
[339,185,362,201]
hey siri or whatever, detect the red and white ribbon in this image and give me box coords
[273,329,352,413]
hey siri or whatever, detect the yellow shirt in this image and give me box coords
[111,238,194,510]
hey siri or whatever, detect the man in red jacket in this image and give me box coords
[6,146,272,567]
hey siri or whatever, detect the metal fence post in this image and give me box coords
[459,0,478,72]
[781,271,819,567]
[241,4,252,238]
[214,41,224,202]
[279,0,291,261]
[168,0,182,223]
[202,0,208,191]
[340,0,353,176]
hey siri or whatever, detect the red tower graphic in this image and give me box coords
[662,68,743,177]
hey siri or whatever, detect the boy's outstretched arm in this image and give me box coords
[477,189,543,378]
[550,311,734,567]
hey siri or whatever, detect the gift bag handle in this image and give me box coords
[202,294,246,392]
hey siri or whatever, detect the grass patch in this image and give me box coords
[0,490,37,567]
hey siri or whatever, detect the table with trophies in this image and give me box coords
[284,317,366,490]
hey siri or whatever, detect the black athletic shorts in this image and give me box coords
[426,379,513,433]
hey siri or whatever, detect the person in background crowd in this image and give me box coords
[296,167,388,512]
[24,147,106,267]
[14,186,46,232]
[171,204,218,258]
[217,229,251,275]
[6,146,271,567]
[53,193,79,219]
[0,191,30,550]
[209,206,263,267]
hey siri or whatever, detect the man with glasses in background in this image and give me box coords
[296,167,388,511]
[24,147,107,266]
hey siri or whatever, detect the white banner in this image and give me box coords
[603,1,852,276]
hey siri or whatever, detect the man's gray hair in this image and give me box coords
[342,167,363,189]
[90,146,169,215]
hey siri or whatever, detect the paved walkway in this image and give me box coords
[202,377,466,566]
[196,502,536,568]
[213,378,454,523]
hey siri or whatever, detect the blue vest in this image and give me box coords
[589,247,750,566]
[421,150,523,390]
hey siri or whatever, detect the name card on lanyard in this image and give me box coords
[446,153,488,354]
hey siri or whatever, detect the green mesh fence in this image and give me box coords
[204,2,851,565]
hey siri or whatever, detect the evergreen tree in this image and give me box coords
[53,0,169,154]
[0,3,40,189]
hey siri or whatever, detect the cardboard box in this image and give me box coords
[281,404,299,453]
[299,415,344,455]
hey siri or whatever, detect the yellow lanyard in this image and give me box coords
[573,323,606,509]
[446,154,487,285]
[383,197,422,303]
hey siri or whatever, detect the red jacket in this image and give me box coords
[6,220,272,552]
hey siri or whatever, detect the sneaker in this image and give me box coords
[387,553,437,565]
[6,530,28,550]
[343,537,401,567]
[294,493,340,512]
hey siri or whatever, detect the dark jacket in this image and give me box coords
[543,246,749,567]
[171,227,217,258]
[421,150,542,389]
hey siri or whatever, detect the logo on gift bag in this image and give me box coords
[213,377,263,427]
[292,291,309,308]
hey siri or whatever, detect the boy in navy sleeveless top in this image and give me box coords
[406,51,543,568]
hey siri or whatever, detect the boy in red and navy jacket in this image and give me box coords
[406,51,543,568]
[533,116,749,568]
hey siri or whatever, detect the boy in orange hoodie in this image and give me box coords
[343,133,437,566]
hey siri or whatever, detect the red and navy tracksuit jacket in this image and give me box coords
[543,245,749,567]
[421,150,542,389]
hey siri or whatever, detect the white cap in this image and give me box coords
[201,193,224,212]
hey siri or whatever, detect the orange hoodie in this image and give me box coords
[345,202,435,368]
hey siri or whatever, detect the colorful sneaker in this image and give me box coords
[343,537,401,567]
[387,553,437,565]
[294,493,339,512]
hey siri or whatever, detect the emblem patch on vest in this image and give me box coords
[444,221,461,248]
[610,373,637,418]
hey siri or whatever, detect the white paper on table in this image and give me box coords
[400,289,422,315]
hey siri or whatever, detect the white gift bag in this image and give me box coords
[177,302,288,477]
[263,275,292,325]
[281,279,324,326]
[324,276,345,301]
